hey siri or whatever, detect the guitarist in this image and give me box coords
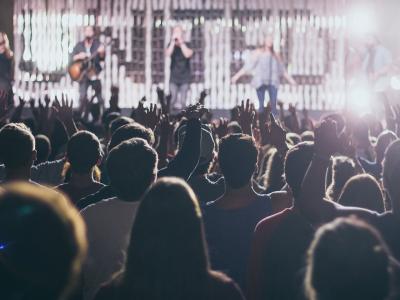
[72,26,105,111]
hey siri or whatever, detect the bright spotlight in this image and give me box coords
[390,76,400,90]
[348,86,372,115]
[346,6,376,36]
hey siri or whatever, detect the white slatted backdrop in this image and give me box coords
[13,0,347,110]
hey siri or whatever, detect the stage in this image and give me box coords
[8,0,400,113]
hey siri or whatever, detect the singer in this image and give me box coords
[165,25,193,111]
[231,36,296,114]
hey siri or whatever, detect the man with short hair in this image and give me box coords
[203,133,273,289]
[0,123,36,182]
[81,138,158,300]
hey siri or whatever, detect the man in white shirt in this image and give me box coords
[81,138,158,300]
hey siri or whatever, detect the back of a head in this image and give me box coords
[122,177,209,298]
[301,131,315,142]
[338,174,385,213]
[109,116,134,136]
[108,122,155,151]
[326,156,357,202]
[218,133,258,189]
[376,130,397,161]
[305,217,393,300]
[35,134,51,164]
[287,132,302,146]
[284,141,314,198]
[67,131,102,174]
[107,138,158,201]
[0,123,35,169]
[103,111,120,130]
[0,182,87,300]
[383,139,400,203]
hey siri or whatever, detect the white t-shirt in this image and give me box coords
[81,197,140,300]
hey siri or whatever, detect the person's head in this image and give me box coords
[109,116,134,136]
[35,134,51,164]
[0,123,36,171]
[84,26,95,40]
[172,25,184,39]
[0,32,12,57]
[218,134,258,189]
[301,131,315,142]
[106,138,158,201]
[375,130,397,163]
[121,177,209,297]
[382,140,400,208]
[365,34,379,48]
[326,156,357,202]
[352,117,370,144]
[108,122,155,152]
[338,174,385,213]
[287,132,302,146]
[227,121,242,134]
[264,35,274,51]
[284,141,314,199]
[67,131,102,175]
[0,182,87,300]
[305,217,395,300]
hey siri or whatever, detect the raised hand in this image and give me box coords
[238,99,255,135]
[198,89,208,105]
[53,95,74,122]
[314,119,340,158]
[183,102,208,120]
[145,103,162,130]
[53,94,77,137]
[265,113,287,151]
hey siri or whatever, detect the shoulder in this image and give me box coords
[208,271,245,299]
[81,197,119,217]
[93,279,120,300]
[255,207,291,234]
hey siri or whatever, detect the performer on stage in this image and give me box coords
[231,36,296,114]
[362,34,393,93]
[165,25,193,111]
[0,32,14,106]
[72,26,105,110]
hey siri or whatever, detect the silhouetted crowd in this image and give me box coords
[1,86,400,300]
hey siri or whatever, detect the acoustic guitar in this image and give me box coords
[68,40,111,82]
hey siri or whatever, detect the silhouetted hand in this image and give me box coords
[238,99,255,135]
[183,103,208,120]
[53,95,74,123]
[198,89,208,105]
[265,113,287,151]
[145,103,161,130]
[314,119,339,158]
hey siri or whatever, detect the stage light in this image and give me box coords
[346,5,376,36]
[390,76,400,90]
[348,86,372,114]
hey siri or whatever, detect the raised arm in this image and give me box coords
[158,104,205,180]
[299,120,340,212]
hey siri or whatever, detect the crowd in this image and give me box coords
[1,85,400,300]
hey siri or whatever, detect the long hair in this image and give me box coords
[118,177,211,300]
[0,32,13,59]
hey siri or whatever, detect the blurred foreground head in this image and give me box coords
[0,182,87,300]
